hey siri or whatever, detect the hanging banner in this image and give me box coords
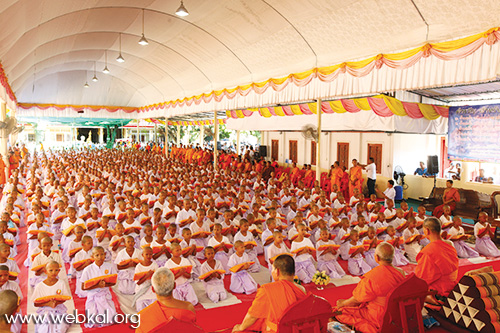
[448,104,500,163]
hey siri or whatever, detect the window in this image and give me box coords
[271,140,279,161]
[56,134,64,142]
[289,140,298,163]
[367,144,382,174]
[28,134,35,142]
[337,142,349,168]
[311,141,317,165]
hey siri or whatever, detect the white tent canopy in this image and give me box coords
[2,0,500,116]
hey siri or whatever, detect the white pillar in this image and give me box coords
[236,130,241,155]
[316,98,322,182]
[200,125,205,146]
[214,111,218,170]
[0,102,8,175]
[99,127,103,144]
[154,123,157,143]
[165,123,169,158]
[176,125,181,147]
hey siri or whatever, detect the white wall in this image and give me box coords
[264,131,395,179]
[392,133,442,176]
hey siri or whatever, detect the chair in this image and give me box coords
[276,294,332,333]
[151,316,205,333]
[379,273,429,333]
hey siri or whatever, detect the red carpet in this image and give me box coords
[14,224,500,333]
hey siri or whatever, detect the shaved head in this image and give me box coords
[424,217,441,234]
[0,290,18,323]
[375,242,395,263]
[273,254,295,276]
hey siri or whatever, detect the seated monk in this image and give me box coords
[415,217,459,302]
[136,267,197,332]
[335,242,405,333]
[232,254,308,332]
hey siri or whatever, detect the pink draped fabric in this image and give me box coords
[340,99,361,113]
[402,102,425,119]
[366,97,395,117]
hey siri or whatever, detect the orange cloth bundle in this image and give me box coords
[168,237,183,244]
[181,246,204,254]
[340,233,351,241]
[358,230,368,239]
[31,250,59,261]
[291,246,316,255]
[244,241,257,248]
[441,221,453,230]
[119,259,140,266]
[376,227,387,235]
[191,231,211,238]
[405,234,422,244]
[140,217,152,225]
[110,237,124,248]
[116,213,127,221]
[229,261,255,273]
[34,295,71,306]
[152,245,169,254]
[164,211,177,219]
[317,244,340,252]
[73,258,94,270]
[86,221,100,230]
[133,270,154,281]
[169,265,193,275]
[289,233,310,242]
[69,247,82,258]
[83,274,118,289]
[250,229,262,236]
[7,228,17,236]
[479,226,496,234]
[31,263,61,272]
[330,221,342,229]
[4,239,14,247]
[396,221,407,232]
[124,226,141,234]
[9,271,18,280]
[450,234,472,241]
[62,224,86,237]
[53,214,67,224]
[96,229,116,238]
[198,269,226,280]
[79,213,91,221]
[213,243,233,252]
[348,245,365,255]
[103,213,115,220]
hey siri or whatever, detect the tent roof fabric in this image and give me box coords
[2,0,500,110]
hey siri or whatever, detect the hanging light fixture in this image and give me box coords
[138,9,149,45]
[102,50,110,74]
[175,0,189,16]
[116,33,125,62]
[83,71,89,88]
[92,62,98,82]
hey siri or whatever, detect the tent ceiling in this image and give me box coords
[2,0,500,108]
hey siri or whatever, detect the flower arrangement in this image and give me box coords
[312,271,330,289]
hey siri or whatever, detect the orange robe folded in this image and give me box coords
[336,265,405,333]
[415,239,458,295]
[136,301,196,333]
[247,280,308,333]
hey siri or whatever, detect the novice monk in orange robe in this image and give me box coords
[415,217,458,298]
[335,242,405,333]
[232,254,307,333]
[137,267,197,333]
[330,161,343,190]
[349,159,363,198]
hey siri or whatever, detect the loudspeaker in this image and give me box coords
[259,145,268,157]
[427,155,439,174]
[217,141,222,150]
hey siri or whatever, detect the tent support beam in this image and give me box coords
[214,110,218,170]
[316,98,322,182]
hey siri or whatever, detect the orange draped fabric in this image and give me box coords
[247,280,308,333]
[0,159,5,185]
[330,167,343,190]
[336,265,405,333]
[136,301,196,333]
[349,166,363,198]
[415,240,458,295]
